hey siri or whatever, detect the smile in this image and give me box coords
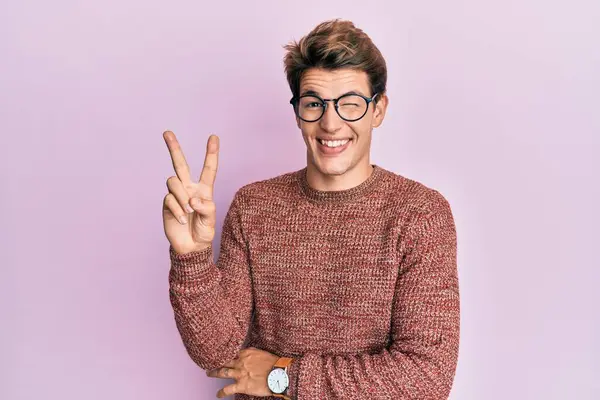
[316,138,352,155]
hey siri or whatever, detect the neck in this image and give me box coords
[305,161,374,192]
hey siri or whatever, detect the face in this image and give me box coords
[295,67,388,178]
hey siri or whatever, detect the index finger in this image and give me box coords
[199,134,219,189]
[163,130,192,184]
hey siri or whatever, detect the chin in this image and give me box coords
[314,159,353,176]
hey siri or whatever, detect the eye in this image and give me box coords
[338,95,364,108]
[306,102,323,108]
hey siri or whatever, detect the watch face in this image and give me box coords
[267,368,289,394]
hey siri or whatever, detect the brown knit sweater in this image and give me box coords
[168,164,460,399]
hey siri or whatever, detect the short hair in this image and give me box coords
[283,19,387,103]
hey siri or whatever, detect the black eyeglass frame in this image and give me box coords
[289,92,379,122]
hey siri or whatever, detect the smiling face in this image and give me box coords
[296,67,388,182]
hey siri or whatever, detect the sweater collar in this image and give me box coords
[297,164,384,203]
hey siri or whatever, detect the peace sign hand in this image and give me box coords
[162,130,219,255]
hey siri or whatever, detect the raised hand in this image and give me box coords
[162,130,219,255]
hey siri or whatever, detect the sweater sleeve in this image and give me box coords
[285,196,460,400]
[168,191,253,371]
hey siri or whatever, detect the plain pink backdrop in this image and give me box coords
[1,1,598,399]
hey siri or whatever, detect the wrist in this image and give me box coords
[171,242,212,255]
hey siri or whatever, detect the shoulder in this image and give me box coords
[376,165,453,218]
[378,167,456,253]
[231,168,302,207]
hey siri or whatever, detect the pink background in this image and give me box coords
[2,1,599,399]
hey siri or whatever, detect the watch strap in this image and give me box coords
[273,356,294,369]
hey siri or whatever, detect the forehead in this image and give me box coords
[299,68,370,97]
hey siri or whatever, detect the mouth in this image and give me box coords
[316,138,352,155]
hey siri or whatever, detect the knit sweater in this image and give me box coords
[168,164,460,400]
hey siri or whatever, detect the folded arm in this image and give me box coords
[286,195,460,399]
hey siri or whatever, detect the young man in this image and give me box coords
[162,19,459,400]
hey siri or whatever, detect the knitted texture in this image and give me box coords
[168,164,460,399]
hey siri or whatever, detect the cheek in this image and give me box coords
[300,124,317,139]
[349,121,370,139]
[300,128,314,146]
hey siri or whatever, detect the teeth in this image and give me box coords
[319,139,349,148]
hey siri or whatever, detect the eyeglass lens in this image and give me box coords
[297,95,369,121]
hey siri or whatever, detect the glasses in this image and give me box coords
[290,92,379,122]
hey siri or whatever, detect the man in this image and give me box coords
[162,19,459,400]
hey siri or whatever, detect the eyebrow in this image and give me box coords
[299,89,368,98]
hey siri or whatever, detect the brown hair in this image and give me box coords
[283,19,387,102]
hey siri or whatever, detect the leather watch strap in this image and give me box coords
[274,356,294,369]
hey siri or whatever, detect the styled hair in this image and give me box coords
[283,19,387,103]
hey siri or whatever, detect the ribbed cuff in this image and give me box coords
[286,356,300,399]
[168,244,217,284]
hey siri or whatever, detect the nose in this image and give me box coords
[319,101,343,133]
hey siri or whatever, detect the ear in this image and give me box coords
[372,93,389,128]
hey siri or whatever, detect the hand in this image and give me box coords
[205,347,280,398]
[162,130,219,255]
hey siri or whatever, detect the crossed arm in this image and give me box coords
[287,199,459,399]
[169,192,460,399]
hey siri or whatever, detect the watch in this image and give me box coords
[267,356,293,400]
